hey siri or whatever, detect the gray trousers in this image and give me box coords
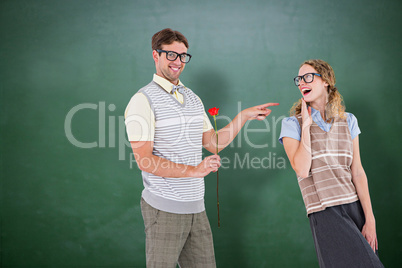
[141,198,216,268]
[309,201,384,268]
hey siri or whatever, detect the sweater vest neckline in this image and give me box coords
[153,81,187,107]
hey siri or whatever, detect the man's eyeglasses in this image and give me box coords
[293,73,321,86]
[156,49,192,63]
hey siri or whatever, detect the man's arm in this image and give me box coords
[203,102,279,154]
[131,141,221,178]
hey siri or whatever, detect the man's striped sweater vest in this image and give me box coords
[140,81,206,214]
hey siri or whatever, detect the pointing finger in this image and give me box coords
[258,102,280,109]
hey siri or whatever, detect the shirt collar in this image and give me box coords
[310,107,328,124]
[310,107,320,117]
[153,74,185,94]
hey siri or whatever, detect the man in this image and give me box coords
[125,28,278,267]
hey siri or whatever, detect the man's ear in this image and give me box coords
[152,50,159,63]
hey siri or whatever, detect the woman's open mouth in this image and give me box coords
[302,88,312,96]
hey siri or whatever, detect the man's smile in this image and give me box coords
[169,66,181,72]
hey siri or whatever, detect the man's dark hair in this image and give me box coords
[151,28,189,51]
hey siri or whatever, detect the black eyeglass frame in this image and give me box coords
[293,73,322,86]
[156,49,192,63]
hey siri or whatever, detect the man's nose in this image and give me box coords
[173,56,182,65]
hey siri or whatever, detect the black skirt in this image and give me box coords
[308,201,384,268]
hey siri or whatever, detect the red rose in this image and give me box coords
[208,106,221,227]
[208,107,219,116]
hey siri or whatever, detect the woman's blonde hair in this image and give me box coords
[289,59,346,122]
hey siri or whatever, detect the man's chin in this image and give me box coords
[167,74,181,83]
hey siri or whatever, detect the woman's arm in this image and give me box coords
[351,135,378,252]
[283,99,313,178]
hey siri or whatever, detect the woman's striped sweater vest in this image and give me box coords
[296,115,359,215]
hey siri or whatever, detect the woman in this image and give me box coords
[279,59,384,267]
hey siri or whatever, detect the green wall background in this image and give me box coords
[1,0,401,267]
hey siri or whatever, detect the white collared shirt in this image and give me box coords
[125,74,213,141]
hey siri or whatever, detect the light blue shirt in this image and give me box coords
[279,107,361,145]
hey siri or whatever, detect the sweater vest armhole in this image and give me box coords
[139,82,158,114]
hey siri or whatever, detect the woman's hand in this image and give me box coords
[301,98,312,127]
[362,218,378,252]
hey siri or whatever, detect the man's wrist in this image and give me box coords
[185,165,196,177]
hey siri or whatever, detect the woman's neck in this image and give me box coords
[309,94,328,120]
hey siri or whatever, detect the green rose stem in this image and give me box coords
[213,115,220,228]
